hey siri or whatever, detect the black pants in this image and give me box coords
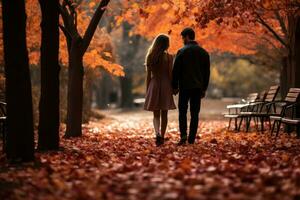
[178,88,202,143]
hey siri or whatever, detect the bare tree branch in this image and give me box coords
[261,36,282,52]
[63,0,77,30]
[59,24,72,52]
[58,3,72,29]
[74,12,78,29]
[235,29,282,54]
[59,24,71,39]
[58,1,78,38]
[274,11,288,40]
[255,12,288,48]
[81,0,111,54]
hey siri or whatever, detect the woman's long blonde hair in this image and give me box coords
[145,34,170,70]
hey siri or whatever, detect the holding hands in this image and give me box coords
[172,89,206,98]
[173,89,179,95]
[201,91,206,98]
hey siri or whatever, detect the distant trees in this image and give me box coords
[2,0,35,161]
[119,23,136,108]
[210,57,278,97]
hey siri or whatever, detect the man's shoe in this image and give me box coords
[156,133,163,146]
[177,139,187,146]
[160,137,165,145]
[188,138,195,144]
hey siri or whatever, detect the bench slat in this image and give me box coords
[285,97,298,102]
[224,114,240,118]
[270,86,280,90]
[287,93,299,98]
[289,88,300,92]
[282,118,300,124]
[226,104,249,109]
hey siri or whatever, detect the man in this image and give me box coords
[172,28,210,145]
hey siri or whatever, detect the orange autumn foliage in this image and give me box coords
[58,0,124,76]
[118,0,290,58]
[0,0,124,77]
[25,0,41,65]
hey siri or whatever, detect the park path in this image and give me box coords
[1,110,300,200]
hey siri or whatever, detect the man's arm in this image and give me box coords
[172,50,182,90]
[202,52,210,92]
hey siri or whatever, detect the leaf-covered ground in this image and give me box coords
[1,112,300,200]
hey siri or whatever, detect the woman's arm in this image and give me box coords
[168,54,174,79]
[172,50,182,90]
[146,67,151,91]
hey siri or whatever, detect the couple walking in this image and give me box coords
[144,28,211,146]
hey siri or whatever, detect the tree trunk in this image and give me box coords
[119,23,138,108]
[287,14,300,89]
[2,0,35,161]
[293,15,300,118]
[59,0,110,137]
[38,0,60,150]
[285,14,300,122]
[280,57,288,98]
[96,72,110,109]
[120,75,134,108]
[294,16,300,89]
[65,41,84,138]
[83,68,93,123]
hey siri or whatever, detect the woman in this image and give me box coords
[144,34,176,146]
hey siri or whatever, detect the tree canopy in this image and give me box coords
[118,0,299,57]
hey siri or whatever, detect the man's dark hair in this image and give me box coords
[181,28,195,40]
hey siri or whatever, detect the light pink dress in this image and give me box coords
[144,53,176,111]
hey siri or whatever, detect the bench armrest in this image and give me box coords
[263,101,289,107]
[248,101,265,106]
[226,103,249,109]
[286,102,300,110]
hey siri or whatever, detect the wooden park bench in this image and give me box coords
[224,85,280,132]
[224,93,260,131]
[270,88,300,137]
[238,85,280,133]
[0,101,6,152]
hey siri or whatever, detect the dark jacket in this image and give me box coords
[172,41,210,91]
